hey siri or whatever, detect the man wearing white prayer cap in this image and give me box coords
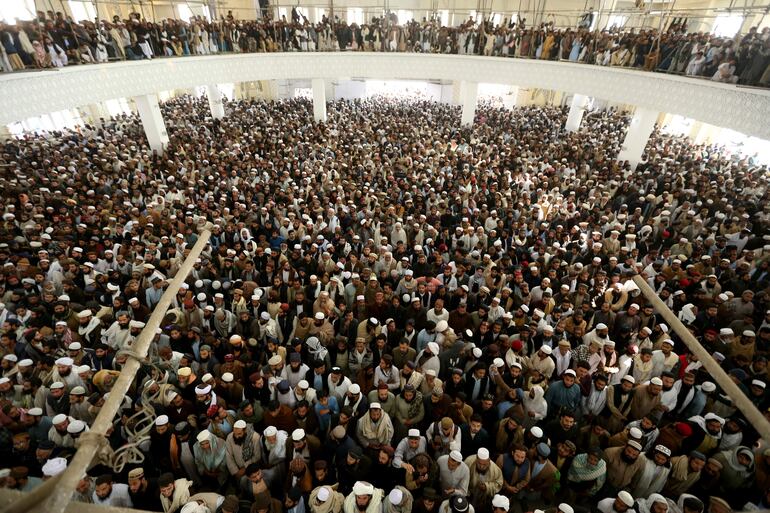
[42,457,68,478]
[383,486,413,513]
[344,481,384,513]
[437,450,470,497]
[311,485,345,512]
[466,446,502,510]
[491,495,510,512]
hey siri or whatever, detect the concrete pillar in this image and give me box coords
[133,93,169,154]
[205,84,225,119]
[460,80,478,127]
[312,78,327,123]
[83,103,107,127]
[617,107,659,169]
[565,93,589,132]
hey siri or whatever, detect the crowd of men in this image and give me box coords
[2,9,770,87]
[0,94,769,513]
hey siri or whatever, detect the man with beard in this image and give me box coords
[631,444,673,497]
[127,467,162,511]
[225,419,262,482]
[370,445,401,491]
[25,407,52,446]
[194,382,224,419]
[689,456,724,498]
[685,412,725,455]
[148,415,174,474]
[102,311,132,350]
[286,352,311,388]
[76,309,102,347]
[51,357,83,389]
[603,440,646,495]
[337,447,373,496]
[356,403,394,456]
[393,428,427,474]
[663,450,706,497]
[343,480,384,513]
[92,474,133,507]
[628,377,662,421]
[45,381,70,417]
[662,372,697,419]
[465,448,503,512]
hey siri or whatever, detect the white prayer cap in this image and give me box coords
[629,427,643,439]
[596,323,608,330]
[558,504,574,513]
[370,402,381,410]
[492,495,510,510]
[2,354,16,362]
[42,457,68,477]
[222,372,234,383]
[408,429,421,438]
[493,358,505,368]
[18,358,33,367]
[435,320,448,332]
[196,430,211,442]
[76,309,92,318]
[195,384,212,395]
[67,342,82,351]
[315,312,325,320]
[650,377,663,386]
[264,426,278,436]
[477,448,490,460]
[155,415,169,426]
[472,347,482,358]
[389,489,404,506]
[701,381,716,392]
[50,381,65,390]
[704,412,725,424]
[234,420,247,429]
[530,426,543,438]
[618,491,634,507]
[317,487,331,502]
[353,481,375,496]
[427,342,440,355]
[180,503,208,513]
[349,384,361,394]
[449,450,463,462]
[55,357,73,366]
[129,320,145,329]
[67,420,86,434]
[27,407,43,416]
[52,413,67,424]
[292,428,306,441]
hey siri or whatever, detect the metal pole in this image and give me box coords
[1,231,212,513]
[632,275,770,443]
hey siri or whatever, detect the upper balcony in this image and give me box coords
[1,52,769,140]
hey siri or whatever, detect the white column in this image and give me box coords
[312,78,327,123]
[460,80,478,127]
[83,103,106,127]
[617,107,660,169]
[205,84,225,120]
[565,93,588,132]
[133,93,169,154]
